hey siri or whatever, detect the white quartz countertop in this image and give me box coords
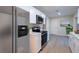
[70,32,79,39]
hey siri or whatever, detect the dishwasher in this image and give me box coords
[41,31,47,47]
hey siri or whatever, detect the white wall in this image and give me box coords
[73,12,77,31]
[78,8,79,24]
[49,16,73,36]
[77,8,79,30]
[46,17,50,41]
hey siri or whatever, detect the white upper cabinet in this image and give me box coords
[17,6,46,24]
[43,16,46,24]
[30,14,46,24]
[29,7,46,24]
[30,9,36,24]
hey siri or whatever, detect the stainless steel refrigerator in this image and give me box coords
[0,6,30,53]
[16,7,30,53]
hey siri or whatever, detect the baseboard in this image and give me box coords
[49,34,69,37]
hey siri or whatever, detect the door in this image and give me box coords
[16,7,30,53]
[0,6,13,53]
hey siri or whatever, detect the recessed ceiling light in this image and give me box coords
[56,10,61,16]
[57,12,61,15]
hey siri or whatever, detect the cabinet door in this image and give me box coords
[74,39,79,53]
[43,16,46,24]
[30,9,36,24]
[69,35,73,50]
[69,35,75,52]
[30,34,41,53]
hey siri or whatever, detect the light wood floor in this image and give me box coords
[40,35,72,53]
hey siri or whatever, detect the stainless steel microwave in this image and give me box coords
[36,15,43,24]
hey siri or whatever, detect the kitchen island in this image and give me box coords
[69,32,79,53]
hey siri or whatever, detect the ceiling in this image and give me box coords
[34,6,79,18]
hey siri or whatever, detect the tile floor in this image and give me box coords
[40,35,72,53]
